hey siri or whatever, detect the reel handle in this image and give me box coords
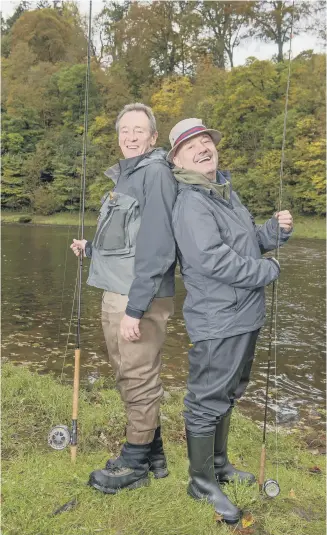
[258,443,266,490]
[71,348,81,463]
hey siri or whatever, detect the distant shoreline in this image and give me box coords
[1,211,325,239]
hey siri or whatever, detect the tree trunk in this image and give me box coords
[277,39,283,62]
[226,47,234,68]
[215,38,226,69]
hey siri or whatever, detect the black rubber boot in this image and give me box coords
[148,426,169,479]
[105,427,168,479]
[214,410,255,484]
[186,430,241,524]
[89,442,150,494]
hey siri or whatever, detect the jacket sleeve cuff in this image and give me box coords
[270,216,278,232]
[267,257,280,275]
[85,241,93,258]
[280,226,293,236]
[125,306,144,319]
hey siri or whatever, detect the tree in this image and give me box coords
[196,1,254,69]
[11,8,86,64]
[94,1,131,66]
[223,2,255,68]
[1,1,31,57]
[188,53,325,216]
[251,0,312,62]
[291,117,326,215]
[96,1,201,78]
[305,0,327,46]
[1,1,325,217]
[174,1,203,76]
[151,76,193,145]
[1,155,29,208]
[1,1,31,34]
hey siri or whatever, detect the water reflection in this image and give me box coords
[2,225,326,428]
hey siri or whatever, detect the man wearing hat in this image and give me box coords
[168,118,293,523]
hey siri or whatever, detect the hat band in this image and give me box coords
[173,125,207,147]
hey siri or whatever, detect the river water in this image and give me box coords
[2,224,326,429]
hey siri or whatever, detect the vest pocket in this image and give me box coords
[98,209,128,250]
[93,193,139,256]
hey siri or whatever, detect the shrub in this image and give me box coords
[31,186,61,215]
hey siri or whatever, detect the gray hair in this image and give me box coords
[115,103,157,135]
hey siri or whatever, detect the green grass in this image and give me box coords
[2,363,325,535]
[0,210,98,227]
[1,210,325,239]
[256,216,326,240]
[291,216,326,239]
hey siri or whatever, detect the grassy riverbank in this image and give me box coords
[1,210,325,239]
[0,210,99,227]
[2,363,325,535]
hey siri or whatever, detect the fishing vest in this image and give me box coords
[87,191,141,294]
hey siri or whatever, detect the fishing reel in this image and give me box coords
[48,425,71,450]
[262,479,280,498]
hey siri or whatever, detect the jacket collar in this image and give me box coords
[176,170,230,190]
[104,148,168,184]
[176,170,232,205]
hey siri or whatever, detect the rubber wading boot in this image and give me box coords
[214,410,255,485]
[148,426,169,478]
[89,442,151,494]
[186,429,241,524]
[105,427,169,479]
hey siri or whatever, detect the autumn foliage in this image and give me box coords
[1,2,325,216]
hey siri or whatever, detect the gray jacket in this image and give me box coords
[172,171,291,342]
[87,149,177,318]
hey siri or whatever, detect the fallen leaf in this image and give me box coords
[52,497,78,516]
[214,512,224,522]
[242,513,255,528]
[289,488,296,498]
[309,466,322,474]
[228,514,256,533]
[99,432,109,446]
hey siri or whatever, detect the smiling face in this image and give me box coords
[118,110,158,159]
[172,133,218,180]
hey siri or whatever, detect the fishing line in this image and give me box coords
[56,93,85,348]
[273,5,294,485]
[57,65,88,377]
[70,0,92,463]
[259,0,295,498]
[48,0,93,461]
[60,268,79,382]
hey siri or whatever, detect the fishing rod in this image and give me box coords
[48,0,93,462]
[258,277,280,498]
[258,0,295,499]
